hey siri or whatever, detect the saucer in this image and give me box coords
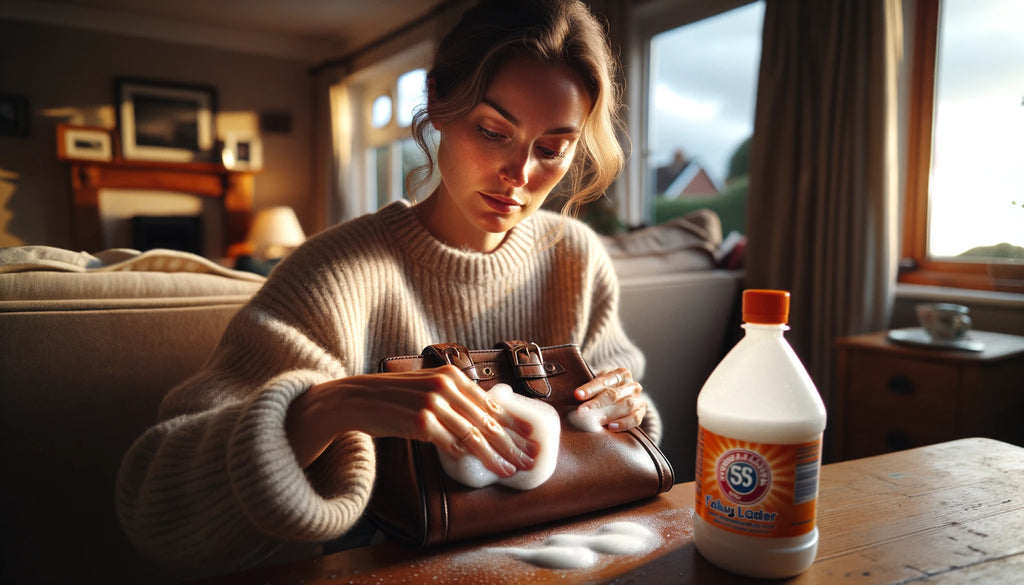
[886,327,985,352]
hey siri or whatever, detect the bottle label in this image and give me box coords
[695,425,821,538]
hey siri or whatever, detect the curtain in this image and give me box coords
[744,0,903,433]
[312,66,350,231]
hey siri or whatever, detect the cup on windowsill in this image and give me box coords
[915,302,972,342]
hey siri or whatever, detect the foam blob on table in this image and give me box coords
[487,521,661,569]
[438,383,561,490]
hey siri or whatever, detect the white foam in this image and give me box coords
[438,384,561,490]
[491,545,599,570]
[547,522,658,555]
[566,406,605,433]
[487,521,661,570]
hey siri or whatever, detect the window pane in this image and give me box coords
[400,137,426,197]
[373,145,390,209]
[929,0,1024,262]
[647,2,763,234]
[371,95,392,128]
[397,68,427,128]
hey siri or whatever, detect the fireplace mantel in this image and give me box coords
[68,159,254,257]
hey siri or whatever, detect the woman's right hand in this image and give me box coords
[286,365,538,478]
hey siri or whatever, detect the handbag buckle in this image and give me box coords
[425,343,480,381]
[507,342,552,398]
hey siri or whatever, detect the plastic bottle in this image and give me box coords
[693,289,827,579]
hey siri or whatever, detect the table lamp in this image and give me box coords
[248,206,306,260]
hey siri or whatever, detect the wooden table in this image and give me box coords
[194,438,1024,584]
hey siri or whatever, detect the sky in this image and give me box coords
[928,0,1024,255]
[648,2,765,185]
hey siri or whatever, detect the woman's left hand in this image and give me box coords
[573,368,647,432]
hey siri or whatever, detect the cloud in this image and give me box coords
[646,2,764,180]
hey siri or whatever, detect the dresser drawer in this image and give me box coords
[844,352,959,418]
[846,408,956,459]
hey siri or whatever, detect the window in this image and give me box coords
[371,95,393,129]
[631,0,763,235]
[336,43,431,219]
[902,0,1024,293]
[363,67,428,210]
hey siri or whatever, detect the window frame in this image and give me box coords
[900,0,1024,293]
[625,0,760,228]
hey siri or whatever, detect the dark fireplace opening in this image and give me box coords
[132,215,203,255]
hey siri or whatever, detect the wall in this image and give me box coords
[0,19,316,255]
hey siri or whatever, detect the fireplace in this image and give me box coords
[131,215,203,255]
[66,159,254,257]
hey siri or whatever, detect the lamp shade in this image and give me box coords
[248,206,306,259]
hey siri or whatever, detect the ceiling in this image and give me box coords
[3,0,448,63]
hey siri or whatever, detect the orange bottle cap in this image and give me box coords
[743,289,790,324]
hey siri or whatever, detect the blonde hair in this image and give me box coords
[409,0,625,220]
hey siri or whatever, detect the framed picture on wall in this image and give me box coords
[221,132,263,171]
[116,78,217,163]
[56,125,113,161]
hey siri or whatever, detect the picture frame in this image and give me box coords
[221,132,263,171]
[116,78,217,163]
[0,94,30,137]
[56,125,113,161]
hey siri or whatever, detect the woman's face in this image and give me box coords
[423,57,592,252]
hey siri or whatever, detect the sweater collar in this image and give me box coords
[379,200,545,283]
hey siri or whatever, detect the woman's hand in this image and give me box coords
[572,368,647,432]
[287,365,538,477]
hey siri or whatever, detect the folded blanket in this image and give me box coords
[0,246,265,282]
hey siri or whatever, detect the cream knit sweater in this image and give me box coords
[116,200,659,577]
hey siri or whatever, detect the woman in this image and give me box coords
[116,0,659,577]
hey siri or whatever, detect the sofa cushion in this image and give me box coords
[0,245,265,279]
[600,209,723,279]
[0,246,264,308]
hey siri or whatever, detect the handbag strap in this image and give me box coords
[422,343,480,381]
[420,341,555,398]
[495,340,552,398]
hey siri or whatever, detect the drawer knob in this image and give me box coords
[887,375,915,395]
[885,430,912,451]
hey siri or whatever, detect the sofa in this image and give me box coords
[601,209,744,481]
[0,212,741,584]
[0,247,265,584]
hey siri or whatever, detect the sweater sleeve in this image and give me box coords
[116,289,376,577]
[571,224,663,445]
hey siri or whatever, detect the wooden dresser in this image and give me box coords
[833,329,1024,460]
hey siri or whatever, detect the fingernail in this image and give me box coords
[501,459,517,477]
[519,452,535,469]
[608,422,621,431]
[525,440,541,457]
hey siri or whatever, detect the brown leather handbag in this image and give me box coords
[369,341,675,546]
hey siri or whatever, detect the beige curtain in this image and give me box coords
[745,0,902,429]
[311,66,350,231]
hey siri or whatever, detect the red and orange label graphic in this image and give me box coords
[695,426,821,538]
